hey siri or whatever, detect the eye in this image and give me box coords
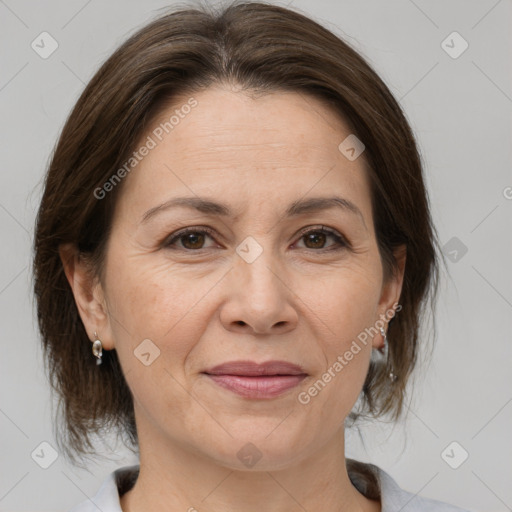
[163,227,218,250]
[294,226,349,251]
[163,225,349,252]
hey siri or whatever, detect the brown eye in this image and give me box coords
[303,231,328,249]
[163,226,348,252]
[180,232,206,249]
[295,226,348,251]
[164,228,217,250]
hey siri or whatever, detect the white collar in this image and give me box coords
[68,462,468,512]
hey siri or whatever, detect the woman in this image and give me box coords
[32,1,470,511]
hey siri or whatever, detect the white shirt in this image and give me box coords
[68,463,470,512]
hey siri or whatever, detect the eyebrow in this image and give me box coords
[141,195,367,230]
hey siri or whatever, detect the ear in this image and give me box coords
[373,244,406,349]
[59,243,115,350]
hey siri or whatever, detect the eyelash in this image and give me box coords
[163,225,350,253]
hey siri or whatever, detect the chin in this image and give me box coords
[200,427,313,472]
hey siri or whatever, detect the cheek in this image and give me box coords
[305,263,381,347]
[103,260,201,406]
[105,255,191,335]
[300,261,381,400]
[104,254,223,373]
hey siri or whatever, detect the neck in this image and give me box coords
[120,424,380,512]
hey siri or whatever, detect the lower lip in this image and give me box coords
[204,374,307,399]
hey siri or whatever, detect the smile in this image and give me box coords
[203,374,307,399]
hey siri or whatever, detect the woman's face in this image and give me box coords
[87,86,404,469]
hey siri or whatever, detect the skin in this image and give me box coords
[61,85,406,512]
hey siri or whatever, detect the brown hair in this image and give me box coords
[33,0,443,471]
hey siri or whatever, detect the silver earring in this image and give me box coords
[92,332,103,365]
[379,327,397,382]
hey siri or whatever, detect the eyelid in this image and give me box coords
[293,225,350,250]
[163,224,350,251]
[163,226,219,249]
[296,224,344,240]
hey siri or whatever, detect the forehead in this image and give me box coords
[116,86,372,222]
[155,87,358,164]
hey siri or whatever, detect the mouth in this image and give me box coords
[202,360,308,399]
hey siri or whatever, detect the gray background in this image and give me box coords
[1,0,511,511]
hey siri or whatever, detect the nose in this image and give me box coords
[219,248,299,335]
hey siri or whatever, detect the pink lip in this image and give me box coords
[204,360,306,376]
[205,374,307,398]
[203,360,307,399]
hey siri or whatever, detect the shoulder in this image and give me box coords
[67,465,139,512]
[366,463,471,512]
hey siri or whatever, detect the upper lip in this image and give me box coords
[204,360,307,376]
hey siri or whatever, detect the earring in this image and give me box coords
[92,332,103,365]
[379,327,397,382]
